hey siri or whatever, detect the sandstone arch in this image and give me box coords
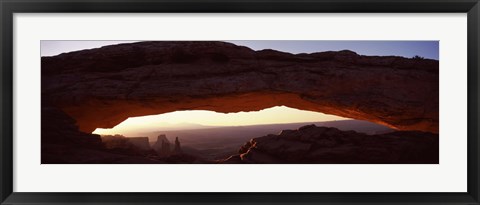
[41,41,439,134]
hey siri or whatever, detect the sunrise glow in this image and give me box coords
[92,106,348,136]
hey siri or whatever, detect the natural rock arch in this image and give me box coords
[41,41,439,134]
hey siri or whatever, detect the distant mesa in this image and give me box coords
[152,134,183,157]
[152,134,170,154]
[126,137,151,150]
[153,134,170,146]
[101,134,151,151]
[98,134,128,149]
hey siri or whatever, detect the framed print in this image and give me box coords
[1,0,479,204]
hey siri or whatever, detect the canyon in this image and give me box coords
[41,41,439,164]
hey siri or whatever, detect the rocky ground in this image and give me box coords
[221,125,438,164]
[42,106,438,164]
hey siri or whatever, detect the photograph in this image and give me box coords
[2,0,478,203]
[40,40,439,164]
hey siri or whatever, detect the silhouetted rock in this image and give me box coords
[41,41,439,134]
[101,134,129,149]
[98,135,157,158]
[41,103,103,149]
[152,134,173,156]
[158,134,169,143]
[221,125,439,164]
[41,102,106,163]
[152,134,168,148]
[160,140,171,156]
[41,103,165,163]
[173,137,182,154]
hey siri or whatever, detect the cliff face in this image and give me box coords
[41,41,439,134]
[151,134,171,156]
[221,125,439,164]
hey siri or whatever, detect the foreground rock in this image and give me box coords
[42,41,439,133]
[41,103,200,163]
[221,125,439,164]
[41,103,104,150]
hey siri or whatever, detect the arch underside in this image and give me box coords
[62,91,437,134]
[42,41,439,134]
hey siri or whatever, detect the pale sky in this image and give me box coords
[93,106,347,136]
[41,40,437,135]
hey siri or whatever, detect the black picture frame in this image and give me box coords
[1,0,479,204]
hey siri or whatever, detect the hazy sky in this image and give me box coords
[93,106,348,136]
[41,40,437,135]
